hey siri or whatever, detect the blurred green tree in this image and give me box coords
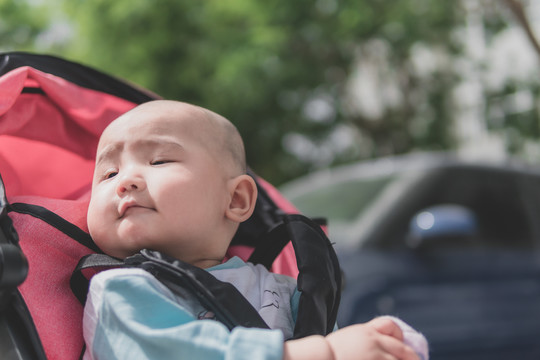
[0,0,49,50]
[3,0,539,184]
[57,0,469,184]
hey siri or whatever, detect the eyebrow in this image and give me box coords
[95,143,122,167]
[95,138,184,166]
[136,138,185,153]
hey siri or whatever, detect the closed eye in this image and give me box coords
[104,170,118,179]
[151,160,173,166]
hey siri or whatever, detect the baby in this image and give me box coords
[83,100,427,360]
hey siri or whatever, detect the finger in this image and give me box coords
[377,335,420,360]
[368,317,404,341]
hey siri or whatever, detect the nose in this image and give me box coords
[116,171,146,196]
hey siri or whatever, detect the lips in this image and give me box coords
[118,199,152,218]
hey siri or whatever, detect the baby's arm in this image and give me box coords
[283,317,425,360]
[84,268,286,360]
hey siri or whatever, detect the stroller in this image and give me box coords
[0,52,341,359]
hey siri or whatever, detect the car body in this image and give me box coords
[280,152,540,360]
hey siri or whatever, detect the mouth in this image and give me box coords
[118,200,152,218]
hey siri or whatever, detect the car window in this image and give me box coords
[290,176,395,223]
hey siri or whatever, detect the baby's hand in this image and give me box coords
[325,317,420,360]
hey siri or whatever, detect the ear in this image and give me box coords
[225,174,258,223]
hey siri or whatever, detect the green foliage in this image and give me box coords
[485,81,540,154]
[61,0,467,183]
[5,0,534,184]
[0,0,49,51]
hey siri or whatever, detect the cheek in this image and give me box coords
[87,197,122,256]
[87,200,104,240]
[87,190,114,237]
[155,180,220,220]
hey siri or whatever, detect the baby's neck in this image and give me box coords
[155,249,225,269]
[190,258,223,269]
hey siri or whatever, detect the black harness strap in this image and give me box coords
[8,203,101,253]
[285,215,341,338]
[70,254,123,304]
[248,222,290,269]
[133,250,270,330]
[248,214,341,338]
[71,250,270,331]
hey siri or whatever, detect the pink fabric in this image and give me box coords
[0,67,136,199]
[9,195,94,360]
[0,67,137,359]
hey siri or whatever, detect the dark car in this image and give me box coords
[280,153,540,360]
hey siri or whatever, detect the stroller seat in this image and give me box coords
[0,52,340,360]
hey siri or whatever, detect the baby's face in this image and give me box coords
[87,104,233,263]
